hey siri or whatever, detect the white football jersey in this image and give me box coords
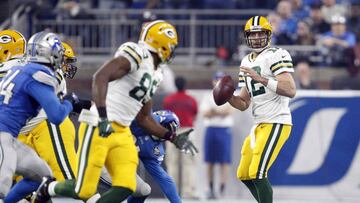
[238,47,294,125]
[96,42,162,126]
[20,69,67,134]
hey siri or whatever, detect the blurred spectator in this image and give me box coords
[349,4,360,34]
[31,0,58,20]
[267,12,283,45]
[295,60,318,89]
[215,46,230,67]
[203,0,235,9]
[200,71,234,199]
[56,0,94,20]
[345,42,360,77]
[55,0,96,48]
[162,0,191,9]
[156,64,177,94]
[291,0,311,21]
[235,0,276,9]
[161,0,191,19]
[295,20,315,45]
[307,3,330,34]
[276,0,298,44]
[98,0,132,9]
[319,15,356,66]
[321,0,347,24]
[163,76,198,199]
[302,0,322,6]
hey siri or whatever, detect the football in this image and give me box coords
[212,75,236,106]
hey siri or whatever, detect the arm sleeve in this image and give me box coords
[142,159,181,203]
[26,81,72,125]
[114,42,143,72]
[269,49,294,76]
[347,33,356,47]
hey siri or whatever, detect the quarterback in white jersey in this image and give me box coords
[238,46,293,125]
[228,16,296,203]
[33,20,197,203]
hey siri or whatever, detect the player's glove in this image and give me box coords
[172,129,198,156]
[98,117,114,137]
[63,92,79,106]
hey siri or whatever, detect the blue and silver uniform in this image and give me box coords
[131,114,166,163]
[128,111,181,203]
[99,111,181,203]
[0,62,72,137]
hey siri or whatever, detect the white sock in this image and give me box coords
[86,193,101,203]
[48,181,58,196]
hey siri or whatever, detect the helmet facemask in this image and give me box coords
[243,16,273,53]
[245,29,271,53]
[62,57,77,79]
[159,44,177,63]
[61,42,77,78]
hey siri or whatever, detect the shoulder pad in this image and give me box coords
[115,42,143,71]
[32,70,58,88]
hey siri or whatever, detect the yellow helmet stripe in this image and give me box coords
[140,20,166,42]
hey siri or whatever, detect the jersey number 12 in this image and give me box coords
[250,66,266,97]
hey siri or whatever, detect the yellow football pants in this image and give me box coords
[18,117,77,181]
[237,123,292,180]
[75,122,138,199]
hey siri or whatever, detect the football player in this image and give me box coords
[100,110,182,203]
[0,29,27,79]
[4,42,83,203]
[33,20,197,203]
[0,31,73,201]
[228,16,296,203]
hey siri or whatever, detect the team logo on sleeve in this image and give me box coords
[0,35,12,44]
[153,146,161,156]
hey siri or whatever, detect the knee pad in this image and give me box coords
[132,175,151,197]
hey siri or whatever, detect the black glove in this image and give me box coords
[63,93,92,114]
[172,129,198,156]
[98,117,114,137]
[63,92,79,106]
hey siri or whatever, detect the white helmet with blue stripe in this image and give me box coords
[27,31,64,70]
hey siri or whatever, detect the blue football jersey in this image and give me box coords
[0,62,57,136]
[130,114,165,163]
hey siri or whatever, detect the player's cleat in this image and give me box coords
[31,176,55,203]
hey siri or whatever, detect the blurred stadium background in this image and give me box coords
[1,0,360,202]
